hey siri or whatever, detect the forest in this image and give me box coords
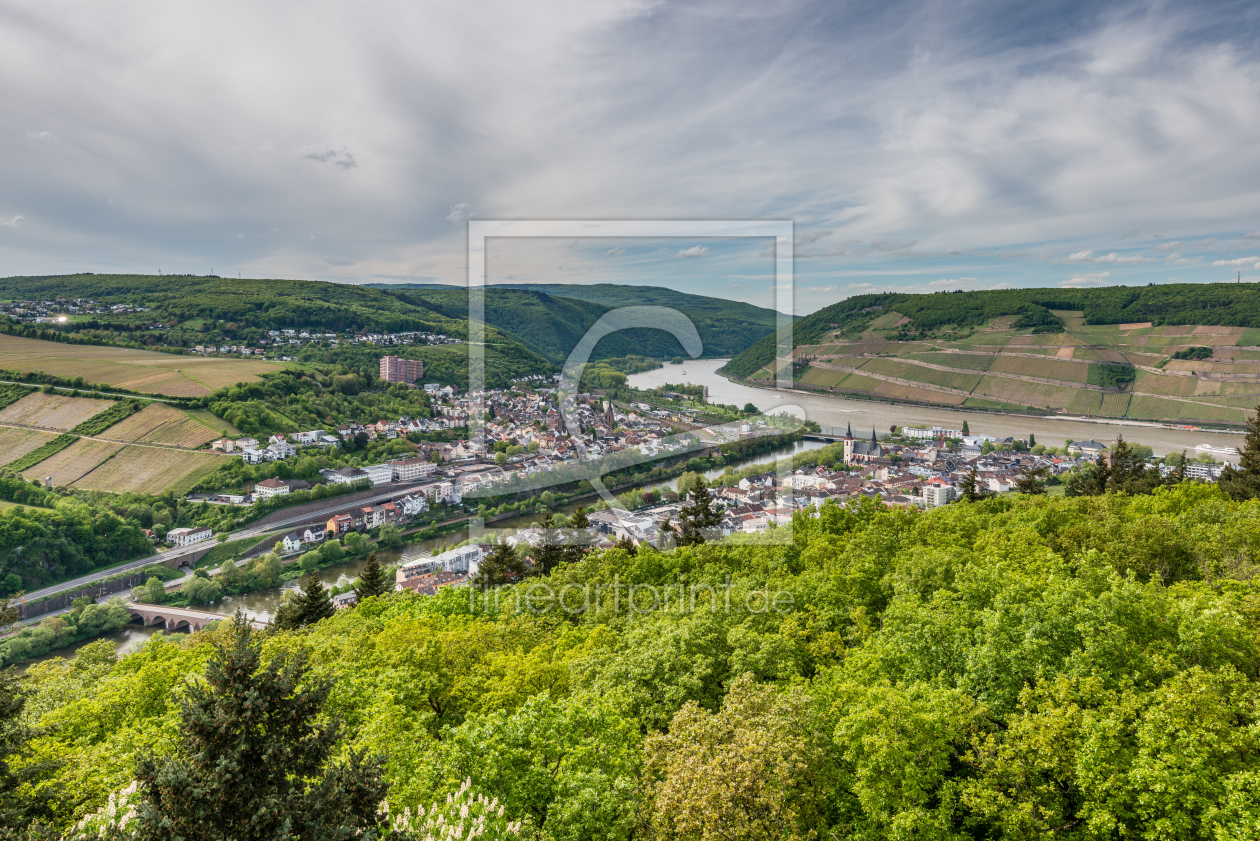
[4,482,1260,839]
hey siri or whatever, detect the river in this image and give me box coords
[628,359,1246,459]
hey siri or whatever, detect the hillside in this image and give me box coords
[15,485,1260,838]
[371,282,783,362]
[725,283,1260,426]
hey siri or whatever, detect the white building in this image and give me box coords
[167,526,213,547]
[922,484,955,508]
[362,463,394,486]
[396,545,485,587]
[254,477,290,499]
[289,430,324,446]
[329,467,370,485]
[390,456,437,482]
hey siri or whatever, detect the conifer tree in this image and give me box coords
[296,572,336,626]
[614,534,638,556]
[133,616,386,841]
[563,505,590,565]
[961,420,970,436]
[1218,405,1260,500]
[474,541,526,588]
[678,477,722,546]
[1013,464,1048,495]
[960,464,993,502]
[354,552,390,601]
[531,515,564,577]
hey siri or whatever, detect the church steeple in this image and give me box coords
[871,428,877,445]
[846,421,853,439]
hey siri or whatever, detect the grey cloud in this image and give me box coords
[300,144,358,170]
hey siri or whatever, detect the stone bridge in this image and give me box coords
[125,603,266,632]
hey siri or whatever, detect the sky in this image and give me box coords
[2,0,1260,314]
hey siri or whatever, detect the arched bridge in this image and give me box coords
[125,603,266,632]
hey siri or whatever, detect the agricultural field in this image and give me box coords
[0,427,58,464]
[21,438,123,486]
[0,392,113,431]
[0,334,285,397]
[100,403,221,448]
[987,355,1089,383]
[69,446,225,495]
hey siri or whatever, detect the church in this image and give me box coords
[842,422,883,464]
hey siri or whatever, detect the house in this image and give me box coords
[326,513,355,536]
[396,570,467,595]
[279,532,304,554]
[289,429,324,446]
[242,448,269,465]
[212,438,236,452]
[1070,440,1108,457]
[398,493,427,517]
[166,526,212,547]
[921,483,955,508]
[329,466,370,486]
[396,545,484,588]
[254,477,290,499]
[332,591,358,609]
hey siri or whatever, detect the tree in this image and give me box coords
[643,675,831,841]
[144,576,166,604]
[1066,452,1110,497]
[298,550,322,572]
[981,439,994,454]
[614,534,638,556]
[474,542,526,589]
[1168,449,1188,485]
[218,559,240,587]
[675,471,703,498]
[678,477,722,546]
[354,553,390,601]
[531,514,564,577]
[563,506,590,565]
[296,572,335,627]
[743,403,758,414]
[961,420,970,436]
[377,523,403,549]
[1028,432,1036,447]
[133,616,386,840]
[960,464,992,502]
[182,576,222,605]
[1219,405,1260,501]
[0,665,55,829]
[1013,464,1049,495]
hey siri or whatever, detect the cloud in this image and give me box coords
[1067,250,1151,264]
[1211,257,1260,267]
[676,246,709,258]
[0,215,25,227]
[445,204,470,223]
[605,247,625,256]
[299,143,358,170]
[795,229,833,247]
[807,285,837,293]
[1154,241,1182,252]
[1062,271,1112,287]
[24,130,53,140]
[929,276,977,287]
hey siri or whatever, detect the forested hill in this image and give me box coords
[725,281,1260,378]
[369,282,783,362]
[0,274,464,335]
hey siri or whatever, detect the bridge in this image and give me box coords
[125,603,266,632]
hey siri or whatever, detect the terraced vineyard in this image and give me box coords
[757,310,1260,425]
[99,403,222,448]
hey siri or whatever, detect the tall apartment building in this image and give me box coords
[379,355,424,384]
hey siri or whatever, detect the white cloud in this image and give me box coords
[929,276,976,287]
[0,215,25,227]
[1062,271,1112,287]
[1067,250,1095,262]
[1211,257,1260,267]
[807,284,837,293]
[24,130,53,140]
[445,204,470,223]
[1067,250,1151,264]
[605,247,625,256]
[676,246,709,258]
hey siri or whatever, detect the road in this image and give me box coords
[19,480,435,603]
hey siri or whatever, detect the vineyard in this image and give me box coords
[69,445,225,494]
[0,391,114,431]
[100,403,221,448]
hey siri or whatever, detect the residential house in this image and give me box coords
[166,526,212,547]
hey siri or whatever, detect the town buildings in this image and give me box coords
[380,355,425,385]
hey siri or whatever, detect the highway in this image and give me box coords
[19,480,434,603]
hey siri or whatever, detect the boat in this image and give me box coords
[1196,443,1240,456]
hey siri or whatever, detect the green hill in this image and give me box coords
[724,283,1260,426]
[371,282,784,363]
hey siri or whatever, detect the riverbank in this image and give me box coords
[627,360,1247,460]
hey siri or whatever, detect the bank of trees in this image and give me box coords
[5,482,1260,839]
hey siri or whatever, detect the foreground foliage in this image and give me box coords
[7,483,1260,839]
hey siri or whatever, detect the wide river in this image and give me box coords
[23,360,1243,666]
[628,359,1247,459]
